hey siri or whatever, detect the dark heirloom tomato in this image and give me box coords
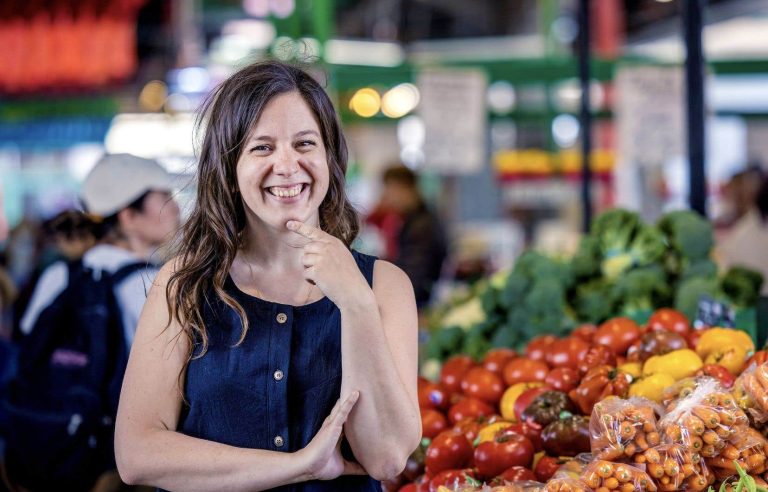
[520,391,577,427]
[546,337,589,370]
[425,430,473,475]
[647,308,691,336]
[460,367,505,404]
[513,387,551,424]
[473,431,535,478]
[482,348,517,376]
[502,358,549,386]
[447,397,494,425]
[594,317,641,355]
[637,330,688,362]
[541,412,591,457]
[440,355,475,393]
[525,335,557,362]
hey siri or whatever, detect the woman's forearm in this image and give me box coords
[338,294,421,480]
[116,427,312,492]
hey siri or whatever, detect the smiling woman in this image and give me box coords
[114,60,421,492]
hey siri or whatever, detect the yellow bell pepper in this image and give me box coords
[476,421,513,444]
[696,328,754,359]
[643,349,703,381]
[618,362,642,379]
[704,344,748,375]
[629,373,676,402]
[500,382,543,421]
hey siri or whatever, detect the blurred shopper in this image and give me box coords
[0,186,16,335]
[718,171,768,295]
[374,164,447,308]
[44,209,99,261]
[5,154,179,492]
[115,61,420,491]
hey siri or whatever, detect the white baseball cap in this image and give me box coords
[81,154,174,217]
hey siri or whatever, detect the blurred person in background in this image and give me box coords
[19,153,180,346]
[44,209,99,262]
[115,60,420,491]
[0,186,16,336]
[717,170,768,295]
[372,164,447,308]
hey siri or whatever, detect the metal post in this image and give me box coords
[578,0,593,233]
[683,0,707,216]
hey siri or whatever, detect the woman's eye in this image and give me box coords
[251,144,271,152]
[297,140,316,148]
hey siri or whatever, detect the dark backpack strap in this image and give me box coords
[110,261,151,287]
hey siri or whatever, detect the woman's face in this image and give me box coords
[236,91,330,232]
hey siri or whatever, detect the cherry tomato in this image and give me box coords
[418,382,451,411]
[545,367,580,392]
[647,308,691,336]
[577,345,616,375]
[572,324,597,343]
[428,469,476,492]
[447,397,495,425]
[546,337,590,370]
[421,408,448,439]
[424,430,474,476]
[440,355,475,394]
[482,348,517,376]
[695,363,736,388]
[461,367,505,404]
[534,455,567,482]
[502,358,549,386]
[526,335,557,362]
[594,317,641,356]
[474,432,535,478]
[497,465,537,482]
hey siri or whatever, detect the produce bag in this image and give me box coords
[706,426,768,479]
[660,377,748,458]
[589,396,662,461]
[543,477,590,492]
[636,443,713,491]
[734,361,768,424]
[580,460,658,491]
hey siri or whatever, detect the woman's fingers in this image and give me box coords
[330,391,359,427]
[342,460,367,476]
[301,252,320,267]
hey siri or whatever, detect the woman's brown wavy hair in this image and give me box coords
[166,60,359,362]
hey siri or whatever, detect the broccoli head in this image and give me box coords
[657,210,714,261]
[570,236,601,279]
[675,275,724,322]
[612,265,671,316]
[627,225,667,267]
[573,278,617,323]
[591,209,642,256]
[721,266,765,307]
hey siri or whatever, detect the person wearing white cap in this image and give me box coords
[19,153,180,347]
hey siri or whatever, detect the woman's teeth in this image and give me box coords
[268,184,303,197]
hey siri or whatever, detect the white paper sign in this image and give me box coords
[418,68,487,174]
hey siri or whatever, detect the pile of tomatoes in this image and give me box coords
[387,308,748,492]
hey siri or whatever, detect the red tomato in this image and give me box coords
[513,387,551,424]
[647,308,691,336]
[506,421,544,452]
[546,337,590,369]
[474,432,535,478]
[421,408,448,439]
[498,465,537,482]
[452,415,500,443]
[572,324,597,343]
[594,317,642,356]
[534,455,566,482]
[577,344,617,375]
[418,382,451,411]
[399,480,429,492]
[695,363,736,388]
[418,376,430,390]
[502,358,549,386]
[460,367,505,404]
[482,348,517,376]
[544,367,580,392]
[440,355,475,393]
[447,397,495,425]
[525,335,557,362]
[428,469,476,492]
[425,431,474,476]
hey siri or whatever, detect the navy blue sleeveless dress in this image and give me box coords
[175,250,381,491]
